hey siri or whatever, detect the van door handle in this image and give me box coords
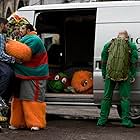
[95,61,101,71]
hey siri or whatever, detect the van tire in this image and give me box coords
[117,105,140,123]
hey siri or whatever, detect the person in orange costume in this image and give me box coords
[9,24,49,131]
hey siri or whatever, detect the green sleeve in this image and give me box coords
[129,41,138,79]
[101,42,110,79]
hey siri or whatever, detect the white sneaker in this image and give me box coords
[31,127,40,131]
[9,125,18,130]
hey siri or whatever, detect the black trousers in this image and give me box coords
[0,62,15,104]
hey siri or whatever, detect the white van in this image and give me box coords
[13,1,140,121]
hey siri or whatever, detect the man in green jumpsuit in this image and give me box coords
[97,31,138,128]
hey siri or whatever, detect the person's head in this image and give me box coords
[0,17,8,33]
[117,30,129,40]
[14,25,20,34]
[20,24,35,36]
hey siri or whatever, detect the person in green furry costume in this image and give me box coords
[97,31,138,128]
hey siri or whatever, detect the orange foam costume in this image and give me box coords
[10,98,46,129]
[6,36,48,129]
[6,39,32,62]
[71,70,93,94]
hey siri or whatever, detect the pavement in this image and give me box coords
[47,105,120,120]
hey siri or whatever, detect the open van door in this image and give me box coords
[35,8,96,106]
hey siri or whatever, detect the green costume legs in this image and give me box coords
[97,79,116,126]
[119,80,134,128]
[97,78,134,127]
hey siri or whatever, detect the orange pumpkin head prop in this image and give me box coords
[6,40,32,62]
[71,70,93,94]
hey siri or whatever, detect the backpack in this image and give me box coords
[106,37,131,81]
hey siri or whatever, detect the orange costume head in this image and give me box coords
[71,70,93,94]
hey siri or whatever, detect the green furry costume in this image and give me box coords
[47,72,69,93]
[97,39,138,128]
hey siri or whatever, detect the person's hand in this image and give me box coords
[6,38,13,42]
[130,77,135,84]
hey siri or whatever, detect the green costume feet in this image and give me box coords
[97,117,135,128]
[97,123,106,126]
[97,118,107,126]
[121,120,135,128]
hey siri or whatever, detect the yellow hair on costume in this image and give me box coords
[6,39,32,62]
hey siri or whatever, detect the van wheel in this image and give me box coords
[117,105,140,123]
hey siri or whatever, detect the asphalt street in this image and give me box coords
[0,106,140,140]
[0,119,140,140]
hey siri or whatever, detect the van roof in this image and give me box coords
[18,1,140,11]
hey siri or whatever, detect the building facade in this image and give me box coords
[0,0,82,17]
[0,0,135,18]
[0,0,29,17]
